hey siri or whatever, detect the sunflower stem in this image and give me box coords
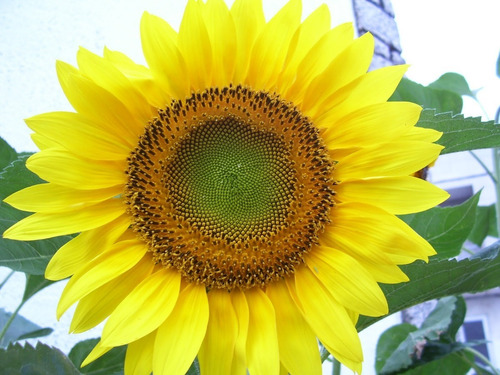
[332,357,342,375]
[464,347,500,375]
[0,270,15,291]
[0,299,26,344]
[495,108,500,239]
[469,151,497,184]
[492,147,500,238]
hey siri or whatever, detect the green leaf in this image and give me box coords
[420,296,466,341]
[468,204,498,246]
[400,193,480,259]
[68,338,126,375]
[402,351,474,375]
[16,327,54,341]
[416,110,500,154]
[376,323,418,373]
[186,358,201,375]
[428,73,475,98]
[0,137,18,171]
[0,308,43,348]
[22,274,57,303]
[390,77,463,114]
[357,242,500,331]
[378,296,468,374]
[0,342,80,375]
[22,273,56,303]
[0,157,72,275]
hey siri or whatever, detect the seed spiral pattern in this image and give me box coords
[125,85,335,289]
[166,116,295,242]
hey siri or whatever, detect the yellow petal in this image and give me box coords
[306,247,388,316]
[231,289,250,375]
[277,3,331,95]
[246,288,279,375]
[358,261,409,284]
[26,112,131,161]
[324,202,436,264]
[230,0,265,82]
[246,0,302,90]
[77,47,155,123]
[56,61,142,146]
[4,183,120,213]
[45,215,131,280]
[403,125,443,143]
[57,239,148,318]
[3,198,125,241]
[81,340,113,367]
[302,32,374,114]
[140,12,189,99]
[26,149,126,190]
[125,331,156,375]
[71,256,154,333]
[178,0,213,90]
[103,47,169,108]
[321,102,422,149]
[30,133,59,150]
[334,141,444,180]
[267,280,322,375]
[335,176,449,215]
[314,64,409,125]
[153,284,209,375]
[198,289,238,375]
[101,268,181,346]
[201,0,236,87]
[293,266,363,371]
[286,22,354,105]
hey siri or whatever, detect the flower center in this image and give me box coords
[125,85,335,290]
[167,116,295,242]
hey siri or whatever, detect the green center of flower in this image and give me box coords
[125,85,335,290]
[166,116,295,242]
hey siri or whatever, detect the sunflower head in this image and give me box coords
[125,85,335,290]
[3,0,448,374]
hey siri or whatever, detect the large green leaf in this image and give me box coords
[428,73,475,98]
[419,296,466,341]
[376,323,418,373]
[377,296,471,375]
[0,157,72,275]
[186,359,201,375]
[390,78,463,114]
[401,193,479,259]
[0,342,80,375]
[357,242,500,331]
[0,137,18,171]
[399,351,474,375]
[468,204,498,246]
[416,110,500,154]
[23,273,56,303]
[68,338,126,375]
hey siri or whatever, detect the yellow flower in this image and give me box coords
[3,0,449,374]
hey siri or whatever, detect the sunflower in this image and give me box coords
[3,0,448,374]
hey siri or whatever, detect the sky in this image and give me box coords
[393,0,500,120]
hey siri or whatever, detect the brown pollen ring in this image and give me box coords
[125,85,335,290]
